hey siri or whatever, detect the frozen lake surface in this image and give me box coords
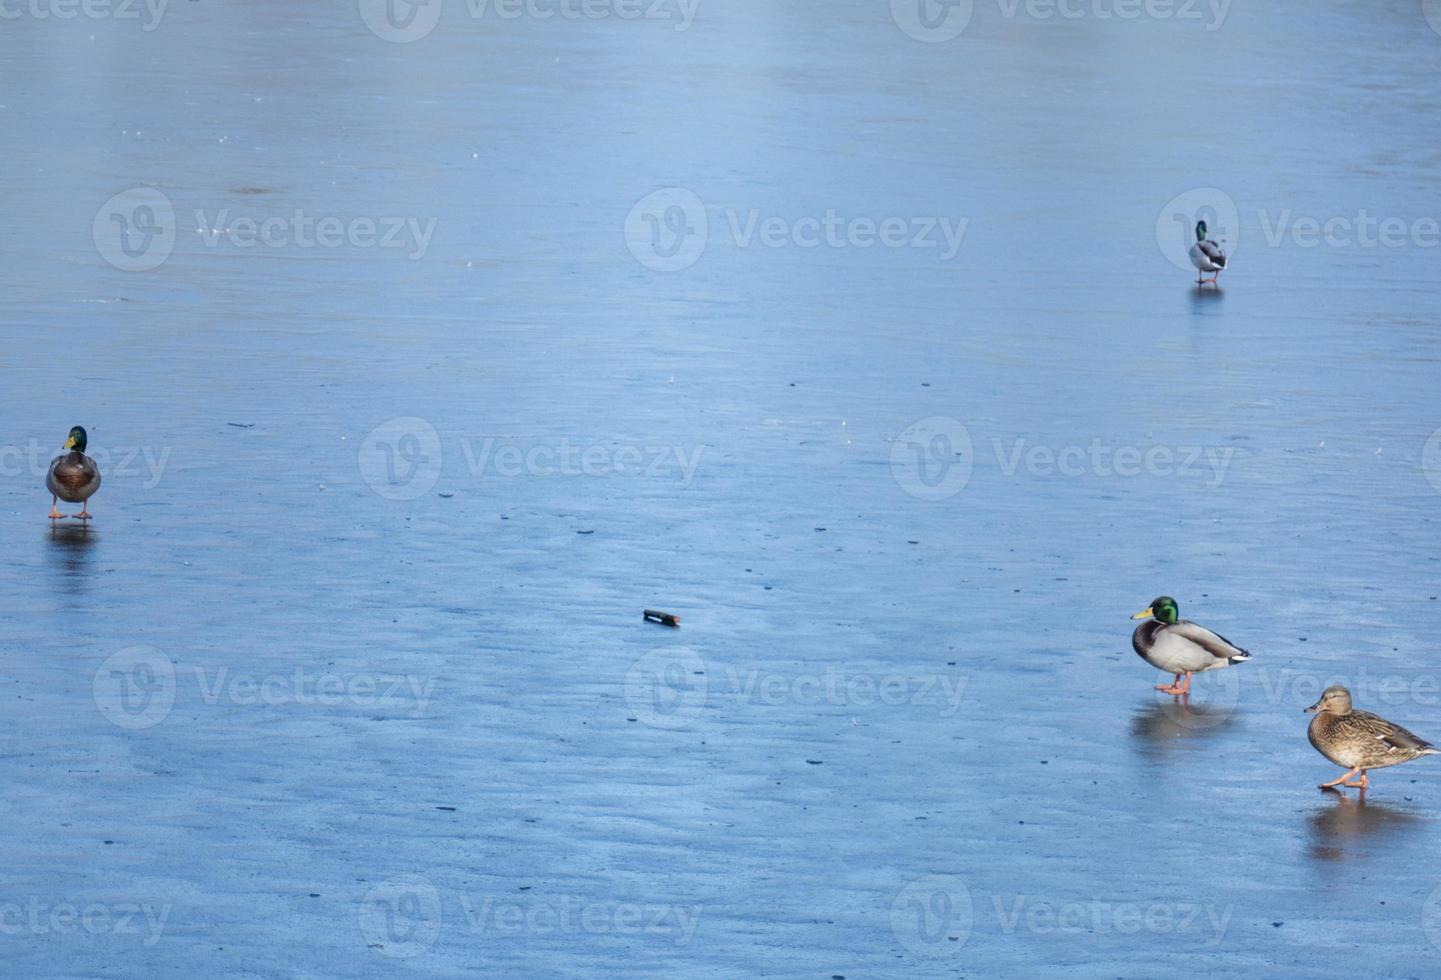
[4,1,1441,976]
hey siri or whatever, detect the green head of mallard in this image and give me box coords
[1131,596,1179,625]
[1305,685,1352,715]
[63,426,89,453]
[1195,221,1208,242]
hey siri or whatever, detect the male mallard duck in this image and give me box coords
[1306,686,1438,791]
[46,426,101,521]
[1189,220,1227,285]
[1131,596,1252,695]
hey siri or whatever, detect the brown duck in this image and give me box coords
[46,426,101,521]
[1306,685,1438,791]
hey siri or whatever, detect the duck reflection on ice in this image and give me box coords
[1189,284,1224,311]
[1130,698,1237,750]
[1306,791,1420,861]
[46,523,96,591]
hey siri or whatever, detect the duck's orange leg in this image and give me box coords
[1156,671,1193,696]
[72,505,92,520]
[1320,768,1363,789]
[48,496,65,520]
[1341,769,1369,789]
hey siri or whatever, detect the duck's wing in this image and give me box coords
[1349,710,1435,754]
[1196,239,1227,266]
[1170,620,1250,662]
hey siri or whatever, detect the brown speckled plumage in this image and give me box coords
[1307,686,1438,785]
[47,450,101,503]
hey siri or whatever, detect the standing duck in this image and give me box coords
[1131,596,1252,695]
[1306,686,1438,792]
[46,426,101,521]
[1189,220,1227,285]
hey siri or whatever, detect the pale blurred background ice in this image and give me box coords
[3,1,1441,976]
